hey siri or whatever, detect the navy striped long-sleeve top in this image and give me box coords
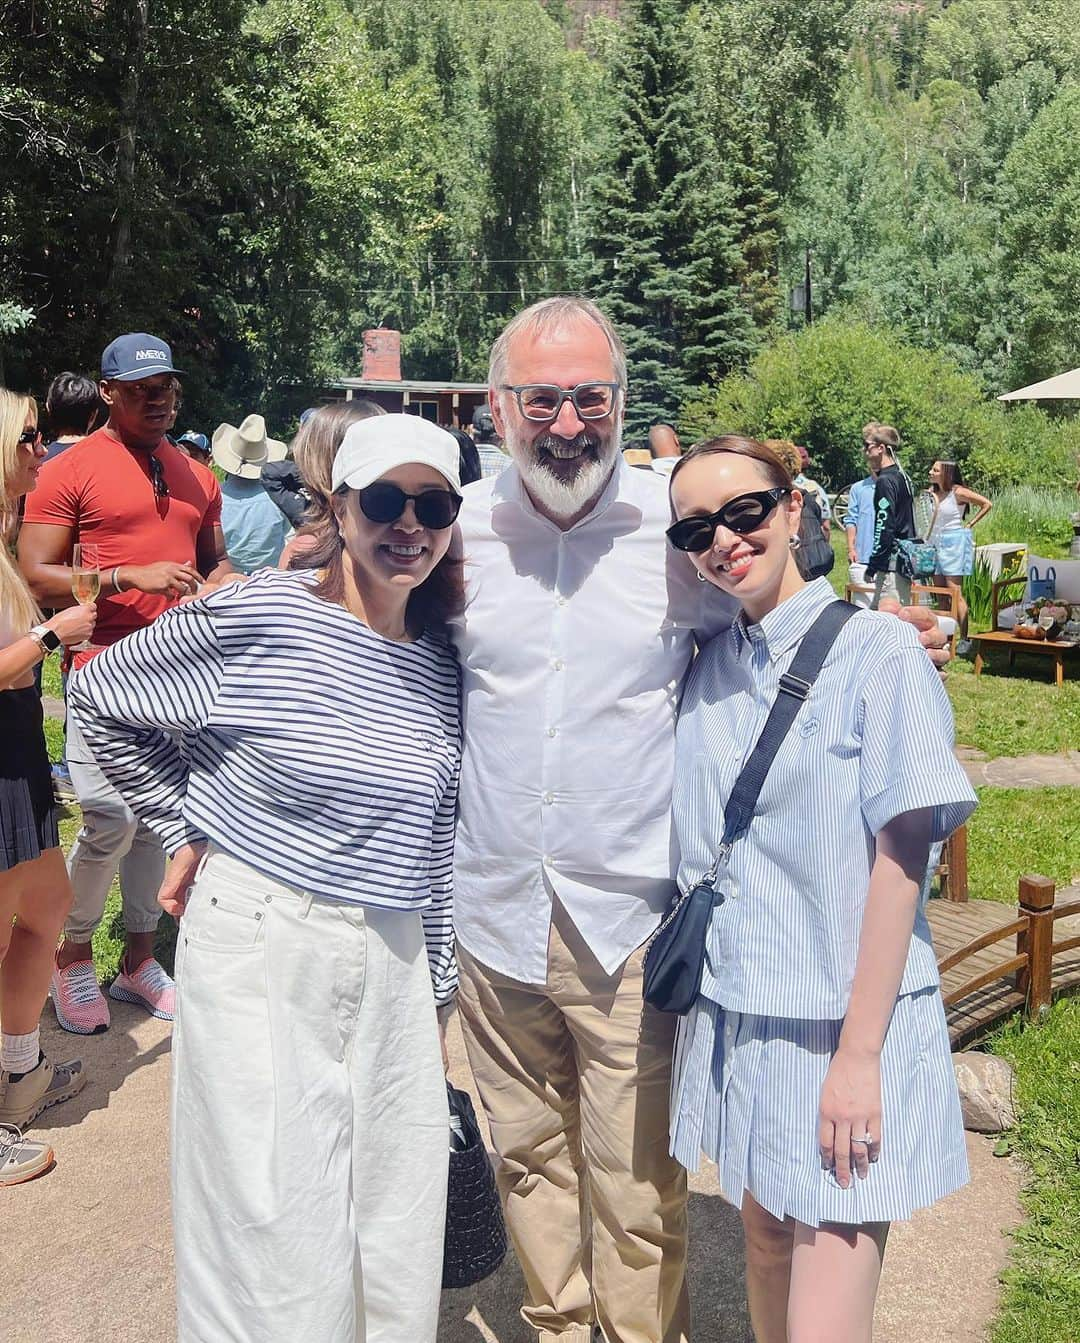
[67,569,461,1003]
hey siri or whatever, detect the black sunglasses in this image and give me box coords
[357,481,461,530]
[666,487,789,553]
[18,427,42,446]
[148,454,169,498]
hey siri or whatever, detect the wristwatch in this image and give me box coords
[28,623,62,654]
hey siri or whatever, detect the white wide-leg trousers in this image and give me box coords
[172,848,448,1343]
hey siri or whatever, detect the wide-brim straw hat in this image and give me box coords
[212,414,288,479]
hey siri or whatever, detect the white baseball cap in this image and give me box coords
[331,413,462,495]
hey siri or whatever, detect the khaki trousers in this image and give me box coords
[457,901,689,1343]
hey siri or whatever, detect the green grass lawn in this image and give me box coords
[990,1001,1080,1343]
[947,661,1080,757]
[967,788,1079,906]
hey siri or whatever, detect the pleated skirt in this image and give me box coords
[0,686,60,872]
[669,988,969,1227]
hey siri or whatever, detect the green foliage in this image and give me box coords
[998,86,1080,389]
[682,317,997,490]
[962,558,995,631]
[974,485,1077,556]
[584,0,753,431]
[684,317,1080,494]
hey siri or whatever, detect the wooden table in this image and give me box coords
[971,630,1078,687]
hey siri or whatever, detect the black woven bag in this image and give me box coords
[442,1084,508,1289]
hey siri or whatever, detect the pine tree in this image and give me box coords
[584,0,751,435]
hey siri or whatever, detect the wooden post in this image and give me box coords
[944,826,969,902]
[1016,875,1056,1018]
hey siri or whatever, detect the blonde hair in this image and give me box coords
[0,388,44,635]
[762,438,801,479]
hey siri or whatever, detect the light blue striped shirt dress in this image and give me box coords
[670,578,977,1226]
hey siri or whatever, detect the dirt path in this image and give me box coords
[0,1006,1023,1343]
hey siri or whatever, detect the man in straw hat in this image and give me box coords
[19,331,236,1037]
[212,414,290,572]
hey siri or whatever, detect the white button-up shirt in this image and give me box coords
[451,459,736,983]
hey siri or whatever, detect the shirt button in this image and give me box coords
[556,595,567,607]
[542,791,554,804]
[546,727,557,738]
[552,658,564,671]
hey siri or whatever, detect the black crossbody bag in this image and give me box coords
[642,600,858,1015]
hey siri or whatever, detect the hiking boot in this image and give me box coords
[0,1124,54,1187]
[0,1053,86,1129]
[108,957,175,1022]
[51,959,110,1034]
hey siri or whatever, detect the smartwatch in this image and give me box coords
[29,623,62,654]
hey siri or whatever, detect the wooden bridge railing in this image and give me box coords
[938,873,1080,1021]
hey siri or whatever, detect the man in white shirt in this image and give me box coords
[451,297,946,1343]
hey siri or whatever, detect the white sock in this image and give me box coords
[1,1028,41,1076]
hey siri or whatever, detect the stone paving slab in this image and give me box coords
[957,746,1080,789]
[0,1007,1023,1343]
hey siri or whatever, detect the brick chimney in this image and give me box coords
[362,328,402,381]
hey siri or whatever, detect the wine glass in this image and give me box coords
[70,542,100,651]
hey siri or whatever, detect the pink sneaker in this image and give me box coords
[50,960,110,1035]
[108,958,176,1022]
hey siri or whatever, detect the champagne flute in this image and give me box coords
[70,542,101,651]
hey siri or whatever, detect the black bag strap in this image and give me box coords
[705,599,858,882]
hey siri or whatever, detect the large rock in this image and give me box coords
[953,1052,1017,1132]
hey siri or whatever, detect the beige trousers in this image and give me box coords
[457,901,690,1343]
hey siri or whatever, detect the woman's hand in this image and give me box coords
[819,1046,882,1189]
[158,841,207,917]
[46,604,97,648]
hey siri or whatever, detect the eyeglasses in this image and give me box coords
[148,454,170,498]
[666,488,790,553]
[499,382,620,423]
[357,482,462,530]
[17,427,42,446]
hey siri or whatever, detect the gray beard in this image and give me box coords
[507,427,622,521]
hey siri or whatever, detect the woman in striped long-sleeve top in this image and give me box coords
[665,437,976,1343]
[69,415,465,1343]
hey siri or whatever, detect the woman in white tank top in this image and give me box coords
[928,461,992,641]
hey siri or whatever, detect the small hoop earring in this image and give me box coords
[696,569,707,582]
[789,534,802,551]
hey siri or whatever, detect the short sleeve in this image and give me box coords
[21,453,80,527]
[201,473,223,529]
[858,642,976,840]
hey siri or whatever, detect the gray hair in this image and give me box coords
[487,296,628,395]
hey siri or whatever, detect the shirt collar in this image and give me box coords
[732,577,838,661]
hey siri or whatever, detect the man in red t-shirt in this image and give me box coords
[19,332,236,1035]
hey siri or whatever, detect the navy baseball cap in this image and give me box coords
[101,332,182,381]
[177,431,210,453]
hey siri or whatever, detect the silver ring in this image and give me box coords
[851,1134,874,1145]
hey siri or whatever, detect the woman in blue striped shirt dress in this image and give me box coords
[68,416,465,1343]
[665,436,976,1342]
